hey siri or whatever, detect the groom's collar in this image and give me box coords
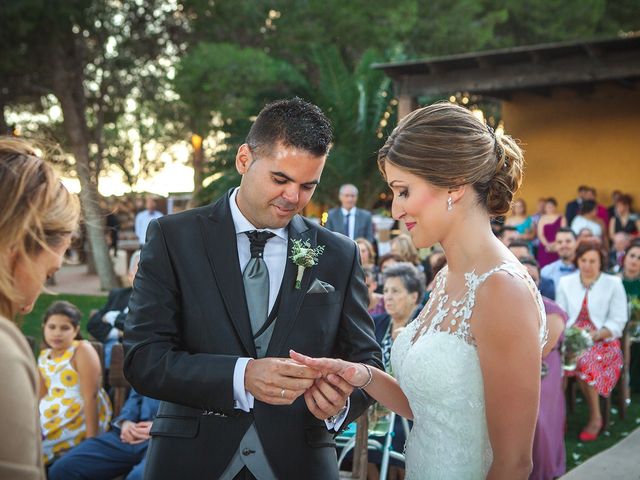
[228,188,287,241]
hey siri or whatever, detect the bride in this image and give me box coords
[292,102,547,479]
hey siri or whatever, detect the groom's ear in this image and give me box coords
[236,144,253,175]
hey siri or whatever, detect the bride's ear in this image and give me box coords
[448,185,466,205]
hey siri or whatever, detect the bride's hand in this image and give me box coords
[289,350,369,387]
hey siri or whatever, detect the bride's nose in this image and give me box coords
[392,200,405,221]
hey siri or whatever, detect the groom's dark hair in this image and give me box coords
[246,97,333,157]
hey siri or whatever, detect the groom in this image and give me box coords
[123,97,382,480]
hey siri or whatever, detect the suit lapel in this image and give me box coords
[198,191,257,357]
[266,215,316,357]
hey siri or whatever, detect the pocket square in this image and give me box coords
[307,279,335,294]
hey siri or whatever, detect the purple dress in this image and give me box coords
[530,298,568,480]
[537,216,562,268]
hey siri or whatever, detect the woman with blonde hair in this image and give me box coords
[0,137,80,479]
[390,233,421,266]
[293,102,546,479]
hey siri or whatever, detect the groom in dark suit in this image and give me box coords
[123,98,382,480]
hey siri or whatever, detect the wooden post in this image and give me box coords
[397,94,417,120]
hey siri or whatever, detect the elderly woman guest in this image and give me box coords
[556,239,628,441]
[0,137,80,479]
[371,263,424,479]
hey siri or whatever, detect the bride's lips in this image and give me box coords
[405,222,416,231]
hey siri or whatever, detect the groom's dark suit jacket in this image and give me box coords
[123,191,382,480]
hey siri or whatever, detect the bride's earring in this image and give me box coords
[447,196,453,211]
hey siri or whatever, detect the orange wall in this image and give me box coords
[502,84,640,214]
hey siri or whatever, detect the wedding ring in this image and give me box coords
[280,388,286,399]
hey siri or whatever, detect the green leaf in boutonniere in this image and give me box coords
[290,239,325,289]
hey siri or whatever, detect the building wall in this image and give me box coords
[502,84,640,215]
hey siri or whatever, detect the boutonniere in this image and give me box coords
[289,239,325,289]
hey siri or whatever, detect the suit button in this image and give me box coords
[242,448,255,456]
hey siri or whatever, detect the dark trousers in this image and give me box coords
[48,430,148,480]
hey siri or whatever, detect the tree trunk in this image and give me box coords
[50,40,119,291]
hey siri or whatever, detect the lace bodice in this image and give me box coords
[391,261,546,479]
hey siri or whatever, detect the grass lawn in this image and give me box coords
[17,294,640,472]
[19,293,106,348]
[565,391,640,470]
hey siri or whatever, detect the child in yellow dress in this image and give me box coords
[38,301,111,464]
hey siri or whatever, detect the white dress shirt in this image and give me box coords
[556,272,628,338]
[341,207,357,239]
[229,189,348,429]
[135,209,163,244]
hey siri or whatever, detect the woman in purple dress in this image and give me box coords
[537,198,565,268]
[522,258,567,480]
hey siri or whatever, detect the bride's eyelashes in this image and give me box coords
[397,189,408,198]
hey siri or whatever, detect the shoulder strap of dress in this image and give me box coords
[476,261,548,347]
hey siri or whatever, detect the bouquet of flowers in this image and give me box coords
[628,296,640,342]
[562,326,593,371]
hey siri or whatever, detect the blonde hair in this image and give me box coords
[378,102,524,216]
[355,237,376,265]
[0,137,80,318]
[391,234,420,265]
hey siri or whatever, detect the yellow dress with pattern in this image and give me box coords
[38,340,111,463]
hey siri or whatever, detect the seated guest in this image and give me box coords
[48,389,160,480]
[541,228,578,292]
[498,225,519,246]
[363,266,385,316]
[505,198,534,240]
[609,232,631,273]
[371,263,424,479]
[620,241,640,393]
[536,197,565,268]
[509,241,554,299]
[556,240,628,441]
[375,253,402,294]
[571,200,606,243]
[88,251,140,368]
[390,234,421,267]
[520,258,567,479]
[38,301,112,464]
[608,193,638,238]
[355,237,377,270]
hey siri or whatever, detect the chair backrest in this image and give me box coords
[109,342,131,417]
[338,413,368,480]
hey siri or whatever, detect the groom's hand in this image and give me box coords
[304,374,354,420]
[245,358,321,405]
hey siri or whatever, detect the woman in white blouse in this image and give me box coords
[556,239,628,442]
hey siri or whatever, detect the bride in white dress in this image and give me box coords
[291,102,547,479]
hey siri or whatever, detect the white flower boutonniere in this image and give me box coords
[290,239,325,289]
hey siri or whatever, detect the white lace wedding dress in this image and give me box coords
[391,261,547,479]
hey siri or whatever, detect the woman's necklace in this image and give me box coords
[580,273,600,290]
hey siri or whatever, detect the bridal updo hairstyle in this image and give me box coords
[378,102,524,217]
[0,137,80,318]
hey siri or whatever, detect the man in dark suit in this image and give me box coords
[124,98,382,480]
[324,184,375,244]
[88,251,140,367]
[564,185,589,226]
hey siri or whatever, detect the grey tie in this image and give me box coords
[243,230,275,348]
